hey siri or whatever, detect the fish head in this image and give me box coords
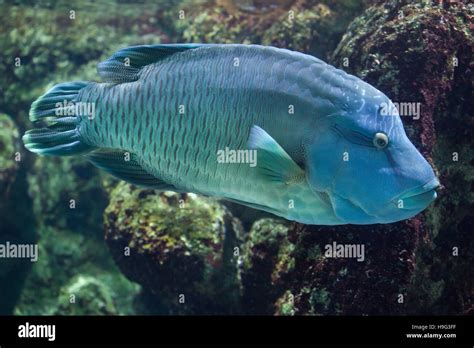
[306,85,439,224]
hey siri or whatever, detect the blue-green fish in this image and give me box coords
[23,44,439,225]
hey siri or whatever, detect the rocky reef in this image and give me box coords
[0,112,34,314]
[103,183,296,315]
[12,154,140,315]
[104,183,243,314]
[177,0,368,59]
[0,114,20,197]
[0,2,166,315]
[330,0,473,315]
[53,275,118,315]
[271,0,473,315]
[240,218,293,314]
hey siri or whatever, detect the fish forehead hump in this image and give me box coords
[327,75,406,144]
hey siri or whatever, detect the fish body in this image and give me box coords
[23,44,439,225]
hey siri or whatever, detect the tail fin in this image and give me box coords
[23,81,94,156]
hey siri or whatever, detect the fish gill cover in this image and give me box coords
[0,0,472,319]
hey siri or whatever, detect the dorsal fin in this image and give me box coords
[97,44,207,83]
[85,148,180,191]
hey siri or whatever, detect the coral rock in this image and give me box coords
[104,182,243,314]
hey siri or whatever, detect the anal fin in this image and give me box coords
[223,197,282,217]
[85,149,179,191]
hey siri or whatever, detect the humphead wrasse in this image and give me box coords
[23,44,439,225]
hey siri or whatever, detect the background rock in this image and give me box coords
[332,0,473,315]
[0,113,35,315]
[52,275,118,315]
[0,2,165,315]
[0,114,20,197]
[104,183,243,314]
[274,0,473,315]
[176,0,369,60]
[240,218,293,314]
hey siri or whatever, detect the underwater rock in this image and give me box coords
[261,3,334,54]
[16,145,139,315]
[26,157,108,233]
[332,0,472,157]
[13,223,140,315]
[104,182,243,314]
[240,218,293,314]
[276,0,473,315]
[0,4,168,130]
[52,275,117,315]
[220,200,276,231]
[1,3,182,316]
[274,222,424,315]
[0,114,20,197]
[176,0,368,59]
[260,1,369,58]
[0,113,35,314]
[333,0,473,315]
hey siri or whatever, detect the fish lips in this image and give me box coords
[327,177,440,224]
[393,177,440,211]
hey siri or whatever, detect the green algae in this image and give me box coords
[104,182,243,314]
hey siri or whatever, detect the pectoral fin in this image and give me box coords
[248,125,305,185]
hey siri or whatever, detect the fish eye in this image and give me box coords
[373,132,389,149]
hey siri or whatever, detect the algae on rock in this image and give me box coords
[0,114,20,196]
[104,182,244,314]
[241,0,473,316]
[1,2,172,315]
[176,0,368,59]
[0,113,34,314]
[240,218,294,315]
[53,275,118,315]
[332,0,473,315]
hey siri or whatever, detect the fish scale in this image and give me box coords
[85,48,304,201]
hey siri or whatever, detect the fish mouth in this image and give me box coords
[394,177,440,210]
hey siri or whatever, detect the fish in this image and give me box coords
[22,44,439,225]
